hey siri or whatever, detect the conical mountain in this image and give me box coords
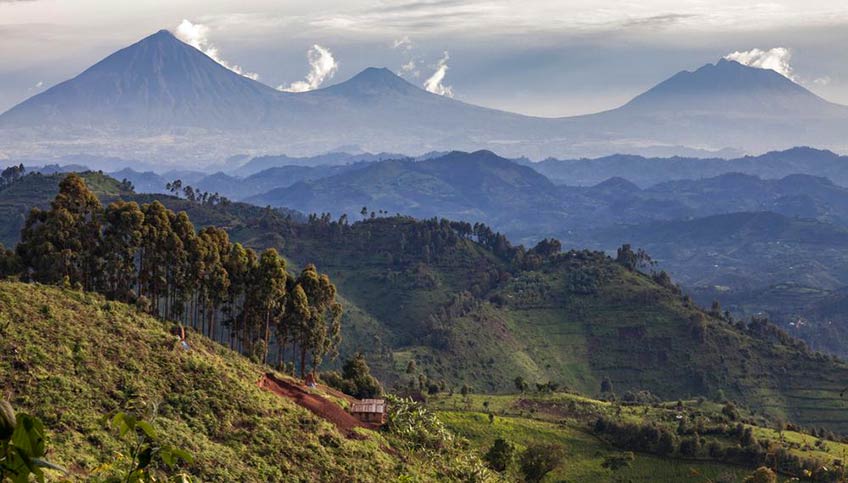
[618,59,845,117]
[0,30,281,129]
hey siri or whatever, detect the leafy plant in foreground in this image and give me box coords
[92,412,193,483]
[0,399,66,483]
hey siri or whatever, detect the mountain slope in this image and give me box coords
[620,59,844,117]
[0,280,488,481]
[4,173,848,434]
[0,30,284,130]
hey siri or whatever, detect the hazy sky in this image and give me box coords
[1,0,847,117]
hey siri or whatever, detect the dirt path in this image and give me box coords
[259,373,377,436]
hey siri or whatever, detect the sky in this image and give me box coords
[1,0,847,117]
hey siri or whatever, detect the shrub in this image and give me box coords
[321,353,383,399]
[742,466,777,483]
[678,435,700,457]
[384,395,453,451]
[483,438,513,472]
[601,452,635,471]
[519,444,564,483]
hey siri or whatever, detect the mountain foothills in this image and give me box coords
[6,169,848,480]
[4,174,848,421]
[1,29,847,163]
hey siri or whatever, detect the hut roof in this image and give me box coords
[350,399,386,414]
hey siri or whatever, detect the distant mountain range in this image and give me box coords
[235,150,848,235]
[530,147,848,187]
[1,30,846,165]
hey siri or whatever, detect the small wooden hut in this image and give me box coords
[349,399,386,424]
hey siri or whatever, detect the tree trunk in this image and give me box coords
[263,311,271,365]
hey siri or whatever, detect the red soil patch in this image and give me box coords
[259,373,378,437]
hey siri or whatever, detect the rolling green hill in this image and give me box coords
[0,281,488,481]
[226,216,848,434]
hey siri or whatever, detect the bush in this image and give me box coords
[384,395,453,451]
[678,435,700,457]
[519,444,564,483]
[601,452,634,471]
[483,438,513,472]
[321,353,383,399]
[1,400,66,481]
[742,466,777,483]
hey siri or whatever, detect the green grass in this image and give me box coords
[431,392,848,482]
[439,410,748,482]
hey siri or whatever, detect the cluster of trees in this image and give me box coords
[0,164,25,188]
[5,174,342,375]
[294,212,566,272]
[320,353,383,399]
[166,179,231,207]
[615,243,654,272]
[482,438,564,482]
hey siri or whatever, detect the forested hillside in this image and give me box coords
[228,215,848,433]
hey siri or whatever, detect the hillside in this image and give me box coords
[244,150,573,240]
[227,215,848,433]
[587,212,848,289]
[0,281,487,481]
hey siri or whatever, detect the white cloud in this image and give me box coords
[423,51,453,97]
[401,59,419,77]
[175,19,259,80]
[393,36,423,78]
[278,44,338,92]
[724,47,796,81]
[34,80,42,88]
[814,76,832,86]
[392,36,413,50]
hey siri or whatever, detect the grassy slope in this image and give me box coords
[0,281,479,482]
[431,392,848,482]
